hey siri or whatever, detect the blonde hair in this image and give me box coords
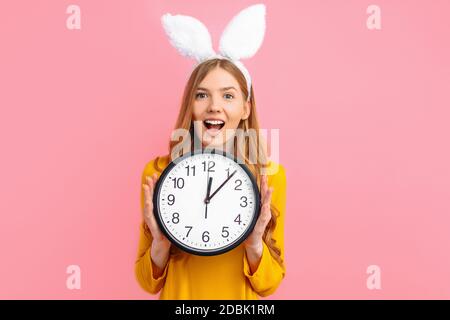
[156,58,283,267]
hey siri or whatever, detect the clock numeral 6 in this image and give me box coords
[172,177,184,189]
[167,194,175,205]
[185,226,193,237]
[240,196,248,207]
[202,231,210,243]
[221,226,229,238]
[202,161,215,172]
[172,212,180,224]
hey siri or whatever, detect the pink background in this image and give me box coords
[0,0,449,299]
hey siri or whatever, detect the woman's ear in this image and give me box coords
[242,100,251,120]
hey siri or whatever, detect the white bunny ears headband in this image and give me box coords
[161,4,267,102]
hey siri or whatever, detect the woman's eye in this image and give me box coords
[195,92,208,99]
[224,93,234,100]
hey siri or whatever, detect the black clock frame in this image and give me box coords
[152,148,262,256]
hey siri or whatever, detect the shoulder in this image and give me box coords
[141,154,171,181]
[266,160,286,189]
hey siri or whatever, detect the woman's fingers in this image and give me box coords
[142,179,152,214]
[143,174,166,240]
[254,181,273,234]
[142,176,155,221]
[262,186,273,220]
[260,175,267,199]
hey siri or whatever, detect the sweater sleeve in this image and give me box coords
[134,160,169,295]
[243,163,287,297]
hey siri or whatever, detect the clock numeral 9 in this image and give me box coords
[167,194,175,205]
[185,226,192,237]
[172,177,184,189]
[172,212,180,224]
[202,161,215,172]
[234,214,241,225]
[221,226,229,238]
[240,196,248,207]
[202,231,210,243]
[185,165,196,176]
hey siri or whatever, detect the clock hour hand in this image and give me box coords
[205,177,212,203]
[206,170,237,201]
[204,175,212,219]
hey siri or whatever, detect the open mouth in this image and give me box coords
[203,119,225,131]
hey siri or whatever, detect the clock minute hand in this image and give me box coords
[207,170,237,201]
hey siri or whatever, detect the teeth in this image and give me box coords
[204,120,224,125]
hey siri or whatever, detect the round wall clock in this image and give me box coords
[153,149,261,256]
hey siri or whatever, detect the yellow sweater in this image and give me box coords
[135,154,287,299]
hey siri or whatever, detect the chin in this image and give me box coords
[202,137,224,149]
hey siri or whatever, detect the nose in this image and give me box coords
[206,95,223,113]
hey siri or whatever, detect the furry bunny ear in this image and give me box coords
[218,4,266,61]
[161,13,216,62]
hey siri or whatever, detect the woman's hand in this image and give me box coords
[244,174,274,250]
[142,173,171,246]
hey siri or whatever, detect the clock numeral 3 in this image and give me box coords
[222,226,229,238]
[172,212,180,224]
[202,231,210,243]
[172,177,185,189]
[240,196,248,207]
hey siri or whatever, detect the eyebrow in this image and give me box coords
[196,86,237,92]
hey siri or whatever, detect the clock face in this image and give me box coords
[153,150,261,256]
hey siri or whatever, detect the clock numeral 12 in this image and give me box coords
[202,161,215,172]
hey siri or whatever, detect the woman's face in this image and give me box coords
[192,66,250,149]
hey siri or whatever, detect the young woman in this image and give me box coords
[135,57,287,299]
